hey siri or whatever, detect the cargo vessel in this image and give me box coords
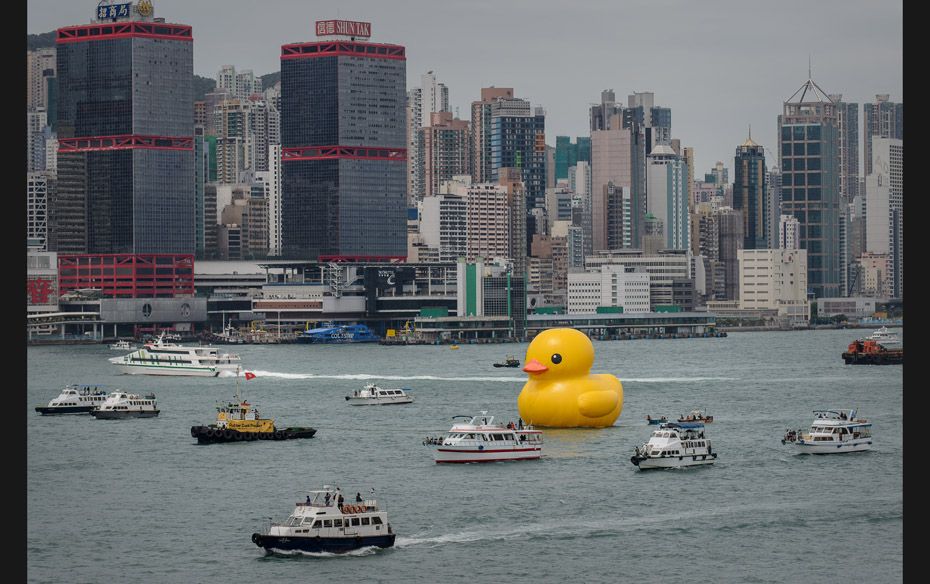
[842,339,903,365]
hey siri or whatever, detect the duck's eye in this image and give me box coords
[551,353,562,364]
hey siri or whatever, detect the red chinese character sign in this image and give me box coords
[315,20,371,38]
[27,277,56,305]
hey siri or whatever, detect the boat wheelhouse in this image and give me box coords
[345,384,414,405]
[631,422,717,469]
[91,391,159,419]
[35,385,108,415]
[782,409,872,454]
[429,412,543,463]
[108,332,242,376]
[251,485,395,554]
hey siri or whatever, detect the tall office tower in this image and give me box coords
[778,77,841,298]
[470,87,513,184]
[717,206,744,300]
[604,182,628,251]
[865,137,903,299]
[55,4,194,254]
[489,99,546,211]
[829,95,859,204]
[766,167,782,249]
[213,99,251,183]
[591,112,639,250]
[27,109,48,172]
[28,47,57,111]
[733,134,768,249]
[281,20,407,260]
[27,172,55,250]
[255,144,281,256]
[626,91,672,152]
[863,94,903,176]
[407,70,450,201]
[194,126,208,259]
[646,145,689,251]
[589,89,623,132]
[248,97,280,172]
[422,112,470,198]
[779,214,800,249]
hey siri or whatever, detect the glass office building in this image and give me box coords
[280,39,407,260]
[55,15,194,254]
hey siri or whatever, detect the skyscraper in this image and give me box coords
[732,134,768,249]
[470,87,513,184]
[589,89,622,133]
[407,71,450,201]
[591,112,638,251]
[55,3,194,253]
[280,20,407,260]
[863,94,903,176]
[422,112,471,198]
[646,144,689,251]
[777,77,841,298]
[865,137,903,299]
[489,98,546,211]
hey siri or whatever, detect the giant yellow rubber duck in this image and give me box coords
[518,328,623,428]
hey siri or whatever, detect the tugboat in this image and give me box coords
[35,385,108,415]
[190,377,316,443]
[782,409,872,454]
[493,355,521,368]
[251,485,395,554]
[842,339,903,365]
[90,391,160,419]
[345,384,414,405]
[631,422,716,469]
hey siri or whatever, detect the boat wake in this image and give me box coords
[238,370,737,383]
[263,546,381,558]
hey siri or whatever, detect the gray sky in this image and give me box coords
[28,0,902,175]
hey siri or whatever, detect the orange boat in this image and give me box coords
[842,339,903,365]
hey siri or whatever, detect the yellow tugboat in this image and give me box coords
[190,374,316,444]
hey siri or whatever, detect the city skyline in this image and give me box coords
[27,0,903,176]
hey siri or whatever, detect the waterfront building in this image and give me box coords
[470,87,513,184]
[779,214,801,250]
[54,3,194,254]
[422,112,471,199]
[732,133,768,249]
[646,144,689,251]
[778,76,841,298]
[420,192,467,263]
[457,258,527,338]
[817,297,884,319]
[567,265,650,314]
[407,70,450,201]
[863,94,903,176]
[585,249,692,310]
[737,248,809,323]
[280,20,407,260]
[864,137,903,298]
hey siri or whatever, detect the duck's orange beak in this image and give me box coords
[523,358,548,374]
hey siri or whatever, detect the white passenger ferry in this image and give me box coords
[251,485,395,554]
[91,391,160,419]
[35,385,108,415]
[429,412,543,463]
[108,333,241,376]
[865,326,901,348]
[631,422,717,469]
[782,409,872,454]
[345,384,414,405]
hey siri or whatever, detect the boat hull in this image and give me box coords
[112,363,234,376]
[345,397,414,406]
[252,532,395,553]
[435,447,542,463]
[783,439,872,454]
[35,405,97,415]
[190,426,317,443]
[91,410,160,419]
[631,453,717,469]
[842,351,903,365]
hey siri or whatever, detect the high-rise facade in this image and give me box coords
[554,136,591,180]
[489,99,546,211]
[777,78,840,298]
[422,112,470,199]
[55,5,194,254]
[591,113,638,251]
[863,94,903,176]
[470,87,513,184]
[865,137,903,299]
[407,70,450,201]
[646,145,689,251]
[732,135,768,249]
[280,21,407,260]
[27,172,55,250]
[766,168,782,249]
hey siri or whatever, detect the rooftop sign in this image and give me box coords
[315,20,371,39]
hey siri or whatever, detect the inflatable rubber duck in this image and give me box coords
[518,328,623,428]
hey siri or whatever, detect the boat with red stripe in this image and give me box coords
[427,412,543,464]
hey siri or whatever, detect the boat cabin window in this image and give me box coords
[371,516,383,525]
[284,516,301,527]
[301,517,315,525]
[322,519,333,528]
[351,518,360,526]
[361,517,370,525]
[333,519,343,527]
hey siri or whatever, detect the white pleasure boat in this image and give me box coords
[91,391,160,419]
[251,485,395,554]
[109,340,136,350]
[345,384,414,405]
[108,332,242,376]
[35,385,108,415]
[428,412,543,463]
[782,409,872,454]
[865,326,901,348]
[631,422,717,469]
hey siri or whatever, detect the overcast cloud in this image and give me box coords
[28,0,902,175]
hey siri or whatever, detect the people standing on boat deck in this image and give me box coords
[306,495,312,504]
[356,492,363,503]
[325,492,331,506]
[338,493,345,510]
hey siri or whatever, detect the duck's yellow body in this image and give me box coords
[518,328,623,428]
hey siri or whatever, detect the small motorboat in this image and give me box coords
[109,340,136,351]
[493,355,521,368]
[782,409,872,454]
[449,344,460,350]
[345,384,414,405]
[631,422,716,469]
[677,409,713,424]
[645,415,668,425]
[428,412,542,463]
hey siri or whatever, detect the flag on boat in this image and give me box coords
[244,371,256,380]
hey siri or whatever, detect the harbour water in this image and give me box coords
[27,329,903,583]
